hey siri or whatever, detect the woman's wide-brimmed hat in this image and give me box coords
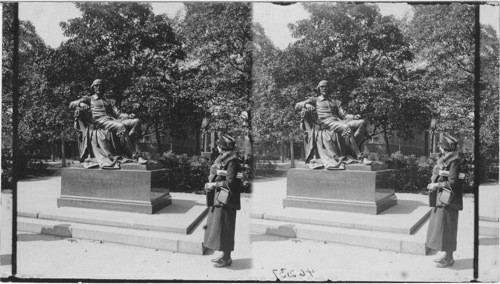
[216,134,236,151]
[439,133,458,152]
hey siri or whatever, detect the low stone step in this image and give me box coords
[479,220,499,238]
[19,197,208,235]
[251,218,429,255]
[18,217,206,255]
[251,200,430,235]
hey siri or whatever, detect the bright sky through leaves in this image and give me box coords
[19,2,499,50]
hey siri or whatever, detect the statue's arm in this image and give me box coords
[337,101,354,120]
[110,100,130,119]
[295,97,316,111]
[69,96,90,109]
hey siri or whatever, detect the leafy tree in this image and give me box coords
[179,3,253,140]
[479,24,499,162]
[405,4,475,137]
[51,2,188,152]
[253,3,426,155]
[2,3,56,157]
[2,3,15,139]
[405,4,499,169]
[251,23,290,155]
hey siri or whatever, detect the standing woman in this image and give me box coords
[426,133,464,268]
[204,134,242,268]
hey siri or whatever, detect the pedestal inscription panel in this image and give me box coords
[58,166,171,214]
[284,168,397,214]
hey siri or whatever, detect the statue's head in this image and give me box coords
[91,79,104,95]
[315,80,330,96]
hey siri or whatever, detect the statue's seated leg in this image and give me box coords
[347,119,366,148]
[111,118,147,163]
[324,120,372,164]
[97,118,126,135]
[326,120,349,134]
[97,118,139,159]
[120,118,141,139]
[345,119,372,165]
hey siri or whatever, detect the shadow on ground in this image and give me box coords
[381,199,428,215]
[17,233,64,242]
[156,199,202,215]
[227,258,252,271]
[0,254,11,266]
[449,258,473,271]
[249,233,288,243]
[21,173,61,182]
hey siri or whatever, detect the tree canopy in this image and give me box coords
[252,3,430,154]
[405,4,475,136]
[2,2,498,163]
[252,2,498,159]
[179,3,253,139]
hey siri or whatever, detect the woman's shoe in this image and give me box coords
[433,255,446,263]
[213,258,232,268]
[436,258,454,268]
[211,255,223,263]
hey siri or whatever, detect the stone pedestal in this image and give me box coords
[58,163,171,214]
[283,165,397,215]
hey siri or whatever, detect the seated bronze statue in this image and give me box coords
[70,79,145,169]
[295,80,372,170]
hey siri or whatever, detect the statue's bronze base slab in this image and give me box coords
[58,166,171,214]
[284,167,397,215]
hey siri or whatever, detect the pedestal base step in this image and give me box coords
[283,194,397,215]
[23,198,205,235]
[479,220,499,238]
[18,217,207,255]
[57,192,172,215]
[252,198,431,235]
[251,218,430,255]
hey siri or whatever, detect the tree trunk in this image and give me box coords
[245,110,254,185]
[195,130,201,155]
[430,130,435,154]
[61,134,66,167]
[154,122,163,153]
[51,141,56,161]
[302,138,307,161]
[383,128,391,155]
[290,139,295,168]
[424,130,429,156]
[280,141,285,163]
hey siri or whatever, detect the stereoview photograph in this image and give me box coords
[1,1,498,282]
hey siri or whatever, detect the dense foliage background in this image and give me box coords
[2,3,498,191]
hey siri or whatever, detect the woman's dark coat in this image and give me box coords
[426,151,463,252]
[203,151,242,252]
